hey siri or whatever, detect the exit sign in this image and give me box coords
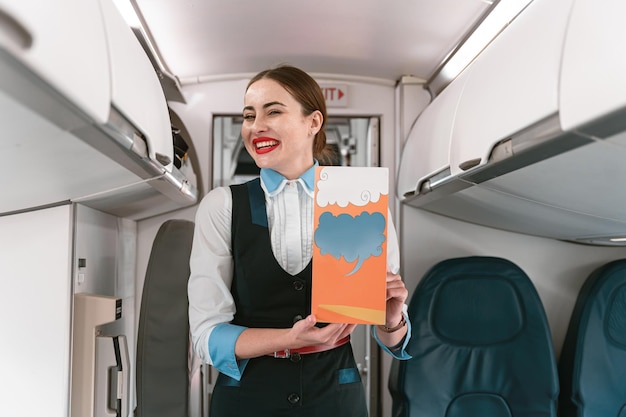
[320,84,348,107]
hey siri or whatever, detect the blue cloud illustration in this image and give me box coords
[315,211,386,276]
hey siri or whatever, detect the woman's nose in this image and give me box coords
[251,115,267,133]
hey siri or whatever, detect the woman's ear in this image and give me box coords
[310,110,323,134]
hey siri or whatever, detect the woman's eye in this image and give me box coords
[268,109,281,116]
[243,114,255,120]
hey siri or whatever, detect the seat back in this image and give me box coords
[559,259,626,417]
[390,256,559,417]
[135,219,195,417]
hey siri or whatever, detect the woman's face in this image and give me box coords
[242,78,322,180]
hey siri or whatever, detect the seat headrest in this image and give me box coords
[432,275,523,345]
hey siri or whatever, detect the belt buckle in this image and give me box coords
[273,348,290,359]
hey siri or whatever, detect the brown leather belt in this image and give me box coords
[269,335,351,358]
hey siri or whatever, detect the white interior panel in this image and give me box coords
[0,205,73,417]
[560,0,626,131]
[134,0,492,82]
[74,205,119,296]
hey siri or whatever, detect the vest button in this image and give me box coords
[293,280,304,291]
[293,314,303,323]
[288,393,300,404]
[290,352,302,363]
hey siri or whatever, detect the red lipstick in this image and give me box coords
[252,137,279,154]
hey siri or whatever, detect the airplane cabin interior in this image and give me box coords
[1,0,626,416]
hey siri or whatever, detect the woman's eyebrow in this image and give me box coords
[243,101,287,112]
[262,101,286,108]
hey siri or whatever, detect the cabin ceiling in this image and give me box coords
[131,0,494,85]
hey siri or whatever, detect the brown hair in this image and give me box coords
[247,65,337,165]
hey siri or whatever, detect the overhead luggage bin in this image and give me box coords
[399,0,576,202]
[449,0,571,178]
[398,0,626,245]
[98,0,173,171]
[397,68,471,200]
[0,0,110,124]
[0,0,197,218]
[559,0,626,133]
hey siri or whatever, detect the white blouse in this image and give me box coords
[188,167,403,373]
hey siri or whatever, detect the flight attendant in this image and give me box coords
[188,64,411,416]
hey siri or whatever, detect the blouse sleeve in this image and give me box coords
[188,187,249,379]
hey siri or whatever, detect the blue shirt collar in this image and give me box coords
[260,161,318,196]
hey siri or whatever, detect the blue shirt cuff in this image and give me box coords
[372,313,412,360]
[209,323,249,380]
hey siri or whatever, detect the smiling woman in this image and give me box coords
[187,65,410,417]
[241,66,325,179]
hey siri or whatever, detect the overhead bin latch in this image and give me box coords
[489,138,514,163]
[155,152,172,166]
[458,158,482,171]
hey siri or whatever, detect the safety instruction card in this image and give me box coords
[311,166,388,324]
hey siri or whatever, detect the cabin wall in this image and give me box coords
[74,204,137,411]
[0,205,73,417]
[399,206,626,358]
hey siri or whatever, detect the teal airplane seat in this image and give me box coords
[559,259,626,417]
[390,256,559,417]
[135,220,195,417]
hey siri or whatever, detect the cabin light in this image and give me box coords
[434,0,533,93]
[110,0,180,97]
[112,0,141,28]
[571,237,626,247]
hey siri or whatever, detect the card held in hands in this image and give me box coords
[311,166,388,324]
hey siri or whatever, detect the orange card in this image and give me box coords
[311,166,388,324]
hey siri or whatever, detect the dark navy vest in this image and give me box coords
[230,178,312,329]
[214,179,366,417]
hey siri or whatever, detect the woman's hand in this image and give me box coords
[374,270,409,348]
[289,315,356,349]
[384,270,408,328]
